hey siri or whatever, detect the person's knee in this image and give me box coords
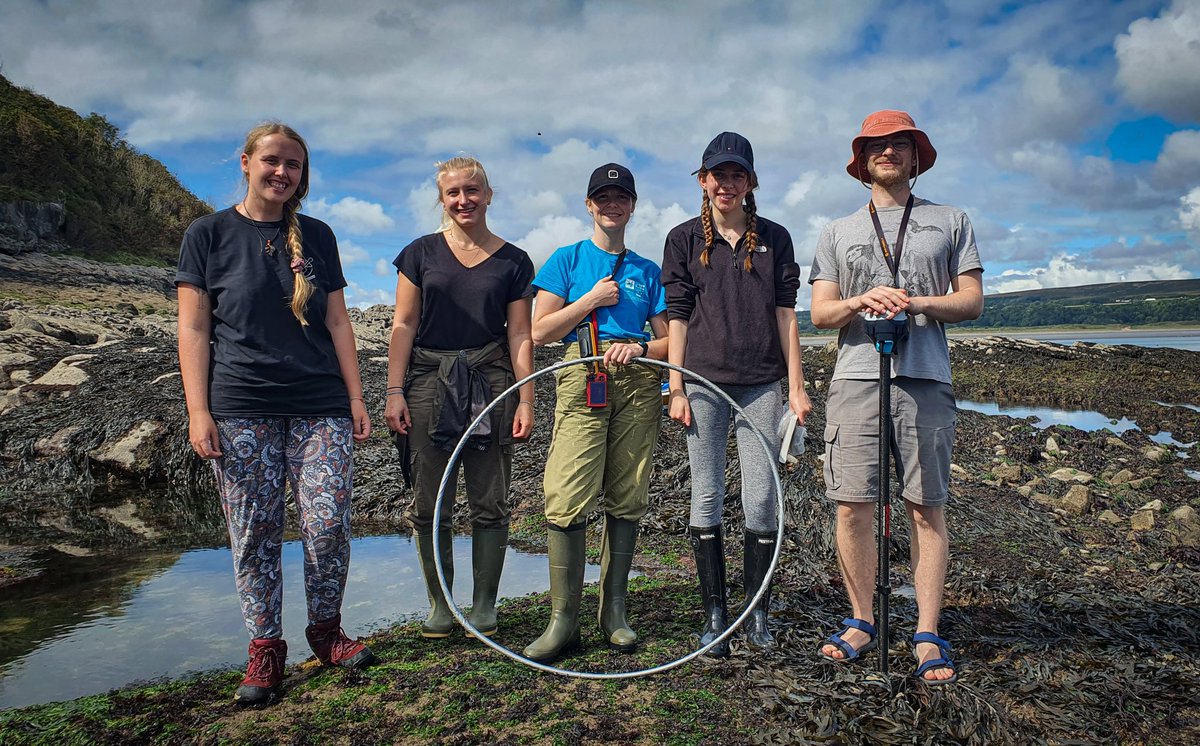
[907,503,946,534]
[836,501,874,528]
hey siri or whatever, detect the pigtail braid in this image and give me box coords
[699,191,714,268]
[742,192,759,272]
[284,196,313,326]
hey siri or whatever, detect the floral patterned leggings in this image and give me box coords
[211,416,354,640]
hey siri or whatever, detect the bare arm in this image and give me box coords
[810,279,912,329]
[530,280,618,346]
[601,311,670,367]
[907,270,984,323]
[177,283,221,459]
[507,296,535,439]
[775,306,812,424]
[667,317,691,426]
[325,289,371,442]
[385,273,421,434]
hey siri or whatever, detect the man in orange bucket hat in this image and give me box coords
[808,110,984,685]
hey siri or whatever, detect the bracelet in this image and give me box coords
[386,391,406,397]
[350,396,364,402]
[517,400,534,408]
[637,341,649,357]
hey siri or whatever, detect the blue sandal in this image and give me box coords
[819,618,878,662]
[913,632,958,685]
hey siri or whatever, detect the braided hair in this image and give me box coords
[698,168,760,272]
[242,122,313,326]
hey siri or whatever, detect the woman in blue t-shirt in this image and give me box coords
[176,122,375,707]
[522,163,668,663]
[385,156,535,641]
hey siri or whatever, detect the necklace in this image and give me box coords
[241,201,282,255]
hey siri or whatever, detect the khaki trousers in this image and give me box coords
[542,341,662,528]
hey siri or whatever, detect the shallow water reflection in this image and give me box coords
[0,535,597,710]
[956,400,1196,450]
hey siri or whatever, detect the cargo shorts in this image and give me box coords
[822,377,956,507]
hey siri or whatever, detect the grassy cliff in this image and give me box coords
[0,75,211,266]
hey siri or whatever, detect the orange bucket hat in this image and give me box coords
[846,110,937,183]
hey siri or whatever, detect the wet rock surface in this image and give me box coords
[1,256,1198,742]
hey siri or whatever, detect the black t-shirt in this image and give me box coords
[392,233,534,350]
[175,206,351,418]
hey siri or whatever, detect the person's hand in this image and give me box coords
[854,285,909,318]
[188,411,223,459]
[668,389,691,427]
[351,398,371,442]
[385,393,411,434]
[789,387,812,425]
[512,401,534,440]
[585,275,620,308]
[603,342,643,368]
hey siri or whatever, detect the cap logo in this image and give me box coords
[607,169,618,179]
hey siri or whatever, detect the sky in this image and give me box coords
[2,0,1198,308]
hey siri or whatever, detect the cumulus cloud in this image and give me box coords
[1115,0,1200,121]
[1154,130,1200,189]
[374,258,395,277]
[344,279,394,309]
[988,253,1190,294]
[515,215,590,269]
[337,239,370,266]
[1181,187,1200,235]
[308,196,395,235]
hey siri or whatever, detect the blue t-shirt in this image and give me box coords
[533,239,667,343]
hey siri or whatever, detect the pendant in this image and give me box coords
[264,240,275,256]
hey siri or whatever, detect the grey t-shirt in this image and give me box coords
[808,198,983,384]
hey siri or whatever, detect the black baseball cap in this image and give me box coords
[693,131,754,175]
[587,163,637,200]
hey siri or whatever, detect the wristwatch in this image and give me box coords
[637,341,649,357]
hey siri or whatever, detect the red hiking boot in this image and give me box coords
[306,614,376,669]
[234,638,286,706]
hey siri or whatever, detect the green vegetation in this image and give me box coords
[0,74,211,265]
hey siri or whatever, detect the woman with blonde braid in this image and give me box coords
[661,132,812,656]
[177,122,375,707]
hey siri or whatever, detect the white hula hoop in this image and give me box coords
[430,355,786,679]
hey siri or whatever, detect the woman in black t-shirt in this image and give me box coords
[177,122,375,707]
[386,156,535,640]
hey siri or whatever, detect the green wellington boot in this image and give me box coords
[465,527,508,636]
[523,523,587,663]
[413,530,456,638]
[741,530,776,649]
[689,525,730,658]
[598,514,639,652]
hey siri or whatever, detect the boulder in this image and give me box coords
[1098,510,1121,525]
[34,425,85,458]
[992,463,1022,484]
[1045,436,1061,454]
[1127,477,1156,490]
[1060,485,1092,517]
[1166,505,1200,548]
[1048,468,1094,484]
[1131,510,1155,531]
[1109,468,1134,485]
[1137,499,1163,513]
[1141,445,1170,462]
[88,421,169,473]
[1105,437,1133,451]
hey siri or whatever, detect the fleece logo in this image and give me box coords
[623,278,647,300]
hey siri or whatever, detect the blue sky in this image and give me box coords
[2,0,1198,308]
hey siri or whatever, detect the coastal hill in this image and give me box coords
[0,74,210,264]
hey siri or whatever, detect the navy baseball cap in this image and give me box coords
[693,132,754,175]
[587,163,637,199]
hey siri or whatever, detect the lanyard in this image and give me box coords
[867,195,914,286]
[579,249,627,375]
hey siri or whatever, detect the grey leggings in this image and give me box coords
[686,381,785,534]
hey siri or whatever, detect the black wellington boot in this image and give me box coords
[689,525,729,658]
[742,530,776,649]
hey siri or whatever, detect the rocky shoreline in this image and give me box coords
[1,253,1198,743]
